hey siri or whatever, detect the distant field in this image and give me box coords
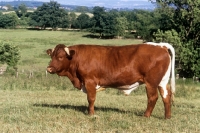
[0,29,200,132]
[0,29,142,71]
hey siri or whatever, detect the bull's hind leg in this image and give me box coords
[144,84,158,117]
[158,84,172,119]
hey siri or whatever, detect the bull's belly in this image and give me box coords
[117,82,140,95]
[81,82,140,95]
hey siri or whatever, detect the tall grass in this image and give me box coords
[0,29,200,132]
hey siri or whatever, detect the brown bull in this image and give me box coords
[46,42,175,119]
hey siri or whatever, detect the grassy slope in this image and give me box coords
[0,29,200,132]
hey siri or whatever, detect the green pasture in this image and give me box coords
[0,29,142,71]
[0,29,200,133]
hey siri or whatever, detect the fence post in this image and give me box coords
[29,71,33,78]
[196,77,199,83]
[183,77,186,84]
[16,71,18,78]
[176,74,179,79]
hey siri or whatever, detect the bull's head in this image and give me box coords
[46,44,75,76]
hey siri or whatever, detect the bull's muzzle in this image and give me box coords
[47,67,55,73]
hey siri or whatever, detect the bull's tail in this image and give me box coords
[159,43,176,103]
[168,44,175,104]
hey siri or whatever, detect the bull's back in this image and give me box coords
[71,44,169,69]
[70,44,170,86]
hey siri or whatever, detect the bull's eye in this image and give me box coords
[58,57,63,61]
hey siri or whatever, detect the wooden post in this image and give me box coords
[183,77,186,84]
[29,71,33,78]
[196,77,199,83]
[176,74,179,79]
[16,71,18,78]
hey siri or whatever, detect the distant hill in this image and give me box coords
[0,1,44,7]
[0,1,155,10]
[0,1,80,10]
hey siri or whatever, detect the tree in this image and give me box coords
[16,4,27,18]
[29,1,68,30]
[59,11,70,28]
[122,9,160,40]
[100,11,118,37]
[0,13,18,28]
[152,29,182,71]
[90,7,124,38]
[74,13,90,30]
[151,0,200,77]
[15,4,29,27]
[134,10,159,40]
[0,41,20,70]
[68,12,76,29]
[90,6,106,37]
[115,17,128,37]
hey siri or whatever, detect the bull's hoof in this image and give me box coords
[143,115,151,118]
[144,112,151,118]
[89,115,100,119]
[165,116,171,119]
[93,115,100,119]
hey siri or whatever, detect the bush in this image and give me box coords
[0,41,20,71]
[152,29,200,78]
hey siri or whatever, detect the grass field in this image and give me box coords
[0,29,200,133]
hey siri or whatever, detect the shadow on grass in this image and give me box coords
[33,103,145,116]
[82,34,115,39]
[33,103,168,119]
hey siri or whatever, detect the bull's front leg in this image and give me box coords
[71,78,82,90]
[85,81,96,115]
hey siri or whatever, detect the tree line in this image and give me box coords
[0,0,200,78]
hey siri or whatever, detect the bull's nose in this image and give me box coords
[47,67,52,73]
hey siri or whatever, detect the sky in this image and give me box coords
[2,0,153,8]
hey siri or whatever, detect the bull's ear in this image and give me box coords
[64,47,75,59]
[46,49,52,56]
[67,50,75,60]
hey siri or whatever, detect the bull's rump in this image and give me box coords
[70,44,170,87]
